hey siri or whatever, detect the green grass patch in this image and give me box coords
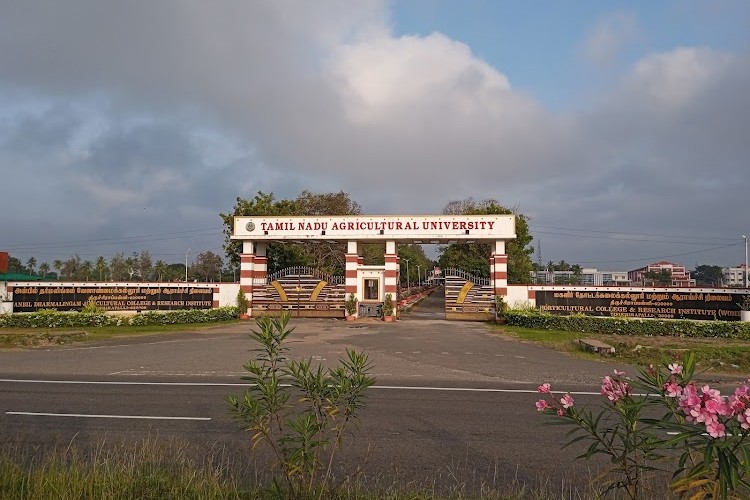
[0,436,598,500]
[496,324,750,374]
[0,321,238,348]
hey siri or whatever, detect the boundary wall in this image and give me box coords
[507,285,749,322]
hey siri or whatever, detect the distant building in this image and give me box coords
[532,268,629,286]
[723,264,748,287]
[628,261,695,287]
[601,271,630,286]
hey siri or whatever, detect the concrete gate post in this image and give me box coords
[239,241,267,317]
[384,240,399,317]
[345,241,361,317]
[490,240,508,309]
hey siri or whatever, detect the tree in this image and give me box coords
[398,244,433,287]
[53,260,63,279]
[60,255,83,280]
[26,257,37,276]
[437,198,534,284]
[38,262,50,278]
[154,260,169,281]
[109,253,128,281]
[95,256,109,281]
[220,190,362,274]
[81,260,94,281]
[692,265,723,286]
[644,269,672,286]
[137,251,153,280]
[7,256,28,274]
[192,251,223,282]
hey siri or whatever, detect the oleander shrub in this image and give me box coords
[506,310,750,339]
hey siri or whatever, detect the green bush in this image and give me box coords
[128,307,239,326]
[0,307,239,328]
[506,310,750,339]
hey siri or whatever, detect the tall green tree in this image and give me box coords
[95,256,109,281]
[692,265,723,286]
[109,253,128,281]
[220,190,362,274]
[437,198,534,284]
[192,251,223,282]
[397,244,433,287]
[26,257,37,276]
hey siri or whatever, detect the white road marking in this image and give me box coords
[6,411,210,421]
[0,378,602,395]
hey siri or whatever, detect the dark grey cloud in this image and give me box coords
[0,2,748,272]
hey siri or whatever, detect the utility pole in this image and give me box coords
[403,258,410,291]
[185,248,190,282]
[743,235,748,288]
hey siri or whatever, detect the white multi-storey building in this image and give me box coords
[723,264,748,287]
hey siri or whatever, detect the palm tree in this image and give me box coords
[154,260,168,282]
[39,262,50,278]
[95,256,108,281]
[53,260,63,280]
[26,257,37,276]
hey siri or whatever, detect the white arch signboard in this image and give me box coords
[232,215,516,319]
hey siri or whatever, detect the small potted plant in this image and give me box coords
[237,288,249,320]
[383,293,395,322]
[345,293,358,321]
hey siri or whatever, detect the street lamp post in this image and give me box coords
[403,258,410,291]
[416,264,422,286]
[185,248,190,282]
[743,235,748,288]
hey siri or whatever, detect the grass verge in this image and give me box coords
[0,436,602,500]
[0,321,238,348]
[495,324,750,375]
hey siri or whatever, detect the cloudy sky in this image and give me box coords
[1,0,749,272]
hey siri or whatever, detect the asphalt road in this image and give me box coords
[0,290,639,493]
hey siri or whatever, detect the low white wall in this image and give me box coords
[219,283,240,307]
[506,285,532,308]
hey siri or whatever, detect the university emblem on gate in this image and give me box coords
[245,221,256,232]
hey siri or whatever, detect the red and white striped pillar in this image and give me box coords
[490,240,508,303]
[384,240,399,316]
[345,241,361,315]
[239,241,268,316]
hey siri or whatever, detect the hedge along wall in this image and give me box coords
[505,310,750,340]
[0,307,239,328]
[507,285,749,322]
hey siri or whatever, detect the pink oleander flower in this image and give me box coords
[613,369,625,377]
[664,381,682,398]
[537,383,551,394]
[739,408,750,430]
[561,394,575,409]
[556,407,565,416]
[536,399,551,412]
[601,375,630,403]
[668,362,683,375]
[706,419,726,438]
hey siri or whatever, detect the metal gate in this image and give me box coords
[443,268,495,321]
[251,267,347,318]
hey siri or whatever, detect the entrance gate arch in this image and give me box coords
[232,215,516,320]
